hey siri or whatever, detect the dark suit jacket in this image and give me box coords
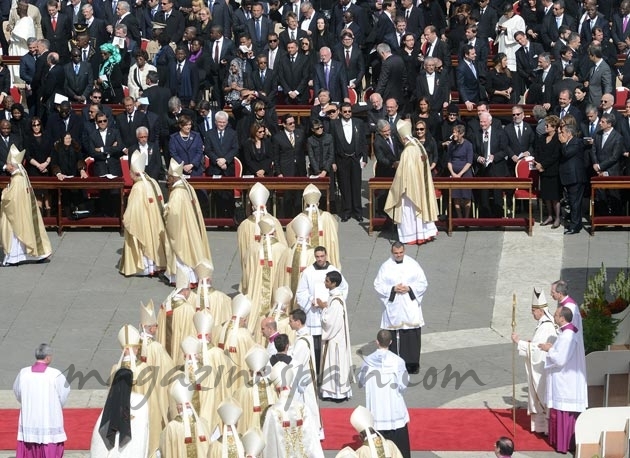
[209,0,233,38]
[279,28,307,51]
[612,12,630,46]
[0,134,23,165]
[130,141,162,180]
[246,16,273,54]
[115,111,149,149]
[143,84,172,116]
[118,13,141,48]
[580,13,611,43]
[458,37,490,68]
[402,6,424,35]
[374,53,407,105]
[276,54,310,104]
[204,126,238,176]
[169,130,204,175]
[552,104,584,126]
[241,137,273,176]
[330,118,368,163]
[168,60,199,104]
[332,44,365,91]
[232,7,251,37]
[414,71,449,112]
[422,39,451,73]
[373,133,402,177]
[473,127,513,177]
[366,107,385,133]
[527,65,562,104]
[245,68,278,108]
[155,9,185,44]
[541,14,577,51]
[330,3,368,43]
[313,61,349,103]
[473,4,499,39]
[375,13,396,42]
[40,64,65,109]
[88,127,124,176]
[41,12,73,62]
[515,42,545,86]
[559,136,587,185]
[504,122,536,165]
[272,129,307,176]
[591,128,624,175]
[63,61,94,101]
[46,112,84,144]
[456,59,486,104]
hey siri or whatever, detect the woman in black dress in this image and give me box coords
[10,103,30,145]
[241,123,273,177]
[312,17,334,51]
[486,52,514,104]
[534,115,563,228]
[410,96,441,141]
[447,124,474,218]
[413,119,439,176]
[25,116,53,213]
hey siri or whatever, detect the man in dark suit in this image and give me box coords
[279,12,307,50]
[458,24,489,68]
[600,93,623,128]
[299,1,323,36]
[154,0,184,43]
[264,31,284,71]
[116,96,149,150]
[209,0,233,39]
[246,2,273,54]
[276,40,310,104]
[232,0,252,38]
[168,47,199,108]
[414,57,449,114]
[87,113,124,215]
[558,123,587,233]
[39,52,65,125]
[331,102,367,222]
[0,120,23,166]
[473,0,499,40]
[591,113,624,215]
[330,0,368,46]
[75,32,102,79]
[272,114,307,216]
[526,52,561,107]
[64,47,94,104]
[457,45,486,111]
[504,105,536,183]
[115,1,141,49]
[473,112,513,218]
[41,1,72,63]
[47,100,84,145]
[541,0,577,52]
[375,0,396,43]
[314,47,349,104]
[421,25,451,76]
[553,88,583,125]
[196,100,218,137]
[208,26,236,107]
[580,2,610,44]
[333,31,365,93]
[132,126,162,180]
[374,118,402,178]
[383,98,403,130]
[81,4,109,47]
[245,54,278,112]
[143,70,171,116]
[374,43,407,106]
[64,0,86,27]
[366,92,385,133]
[204,111,238,217]
[31,39,50,118]
[400,0,423,36]
[384,17,413,55]
[515,31,545,99]
[611,0,630,54]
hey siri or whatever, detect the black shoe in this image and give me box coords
[340,216,349,222]
[353,215,364,222]
[564,228,581,235]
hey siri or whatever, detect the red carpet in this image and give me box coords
[0,408,553,451]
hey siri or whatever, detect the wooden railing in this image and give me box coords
[368,176,534,236]
[590,176,630,235]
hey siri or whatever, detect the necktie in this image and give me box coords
[625,16,629,33]
[219,131,223,143]
[3,137,8,146]
[74,64,79,75]
[516,125,521,140]
[426,43,432,56]
[205,117,211,131]
[387,137,394,154]
[260,70,265,83]
[112,0,117,13]
[290,30,295,40]
[128,114,133,124]
[177,63,182,76]
[324,64,330,88]
[524,46,528,57]
[255,19,261,41]
[291,55,295,63]
[483,131,489,158]
[389,116,394,126]
[165,11,170,20]
[345,50,350,66]
[602,132,608,147]
[82,48,88,61]
[51,16,57,31]
[405,9,410,19]
[560,108,566,118]
[590,123,595,137]
[556,17,561,28]
[151,7,157,17]
[289,132,294,146]
[469,62,477,78]
[480,8,485,16]
[214,41,219,62]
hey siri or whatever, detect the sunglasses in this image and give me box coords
[268,39,278,43]
[286,121,295,125]
[416,128,425,131]
[313,126,323,129]
[32,122,41,126]
[512,113,524,116]
[97,119,108,123]
[341,110,352,113]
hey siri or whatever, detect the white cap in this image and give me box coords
[170,379,193,405]
[249,183,270,208]
[168,158,184,177]
[139,300,157,326]
[244,346,270,373]
[258,215,276,235]
[194,260,214,281]
[350,405,374,434]
[129,150,147,175]
[54,93,69,104]
[175,268,189,292]
[231,294,252,318]
[292,214,312,239]
[269,361,294,388]
[118,324,141,348]
[396,119,412,139]
[193,310,214,335]
[242,427,265,456]
[303,184,321,206]
[273,286,293,305]
[7,144,25,165]
[217,398,243,426]
[181,335,201,357]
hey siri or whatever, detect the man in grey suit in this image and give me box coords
[585,44,612,107]
[64,47,93,104]
[591,113,624,215]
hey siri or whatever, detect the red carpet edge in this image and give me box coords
[0,408,553,452]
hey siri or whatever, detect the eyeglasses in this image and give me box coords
[285,121,295,125]
[512,113,524,116]
[313,126,323,130]
[416,128,425,131]
[32,122,41,126]
[257,129,265,133]
[258,61,268,65]
[341,110,352,113]
[255,107,265,111]
[301,42,310,46]
[97,119,108,123]
[92,95,102,99]
[448,113,457,116]
[268,39,278,43]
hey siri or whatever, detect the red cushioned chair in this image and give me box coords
[513,158,542,221]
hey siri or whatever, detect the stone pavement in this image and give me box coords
[1,182,629,457]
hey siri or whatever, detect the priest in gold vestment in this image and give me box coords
[350,406,404,458]
[384,119,438,245]
[207,399,246,458]
[164,158,213,284]
[1,145,51,266]
[194,260,232,326]
[119,150,169,276]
